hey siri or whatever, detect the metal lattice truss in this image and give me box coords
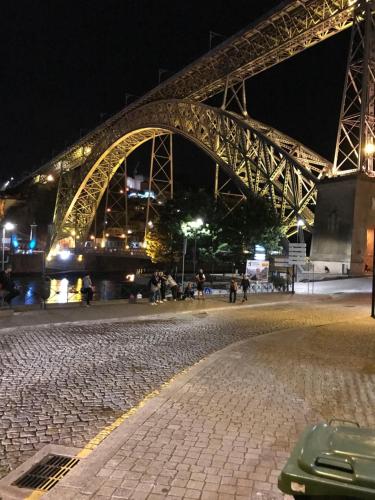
[334,0,375,175]
[50,99,330,254]
[214,162,247,217]
[25,0,355,186]
[145,133,173,239]
[103,160,129,239]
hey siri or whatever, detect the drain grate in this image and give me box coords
[13,454,79,491]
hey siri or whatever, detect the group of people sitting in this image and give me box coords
[148,269,206,305]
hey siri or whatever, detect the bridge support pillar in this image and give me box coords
[311,174,375,275]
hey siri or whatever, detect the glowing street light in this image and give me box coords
[181,218,210,274]
[364,142,375,156]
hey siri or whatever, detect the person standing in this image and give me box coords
[166,273,178,301]
[0,266,20,307]
[195,268,206,300]
[159,271,167,302]
[241,274,250,303]
[82,274,93,306]
[229,278,238,303]
[149,271,160,305]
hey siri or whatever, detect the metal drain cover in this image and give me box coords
[13,454,79,491]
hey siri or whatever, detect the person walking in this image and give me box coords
[229,278,238,303]
[241,274,250,303]
[166,272,178,301]
[195,268,205,300]
[149,271,160,305]
[0,266,20,307]
[82,274,93,306]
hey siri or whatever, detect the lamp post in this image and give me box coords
[181,218,205,276]
[2,222,15,271]
[365,142,375,318]
[181,237,187,291]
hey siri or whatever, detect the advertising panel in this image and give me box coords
[246,260,269,281]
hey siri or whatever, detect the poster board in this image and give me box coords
[246,260,269,281]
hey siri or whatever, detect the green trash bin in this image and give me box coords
[278,421,375,499]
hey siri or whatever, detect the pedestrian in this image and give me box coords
[0,266,20,307]
[195,268,206,299]
[149,271,160,306]
[183,282,195,300]
[155,272,162,303]
[159,271,167,302]
[241,274,250,303]
[82,274,93,306]
[166,272,178,301]
[229,278,238,303]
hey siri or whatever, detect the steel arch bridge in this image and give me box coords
[51,99,330,253]
[16,0,373,256]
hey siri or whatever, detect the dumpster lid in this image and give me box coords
[298,423,375,488]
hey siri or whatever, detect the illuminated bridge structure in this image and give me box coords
[17,0,374,256]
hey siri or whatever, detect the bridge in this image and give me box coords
[10,0,375,266]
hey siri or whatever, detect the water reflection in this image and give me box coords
[11,274,147,306]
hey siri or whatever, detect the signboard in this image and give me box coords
[0,238,11,245]
[246,260,269,281]
[288,243,306,265]
[274,257,289,267]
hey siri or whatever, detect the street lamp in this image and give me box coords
[364,142,375,156]
[364,142,375,317]
[2,222,15,271]
[181,218,208,275]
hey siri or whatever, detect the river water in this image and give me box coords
[10,273,149,306]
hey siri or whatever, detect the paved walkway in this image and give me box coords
[42,304,375,500]
[0,295,293,330]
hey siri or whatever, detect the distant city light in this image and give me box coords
[59,250,71,260]
[127,229,132,234]
[90,235,95,240]
[255,244,266,261]
[11,235,19,248]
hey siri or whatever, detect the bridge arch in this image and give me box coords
[51,99,322,253]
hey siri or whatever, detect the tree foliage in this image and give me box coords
[145,188,284,267]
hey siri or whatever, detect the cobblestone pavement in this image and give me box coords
[0,296,371,497]
[42,299,375,500]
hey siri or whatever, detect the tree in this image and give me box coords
[145,189,284,267]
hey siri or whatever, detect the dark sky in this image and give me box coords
[2,0,351,185]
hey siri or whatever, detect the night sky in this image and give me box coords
[2,0,351,186]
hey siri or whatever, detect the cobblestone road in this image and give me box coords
[0,298,366,479]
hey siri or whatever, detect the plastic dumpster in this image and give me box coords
[278,421,375,499]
